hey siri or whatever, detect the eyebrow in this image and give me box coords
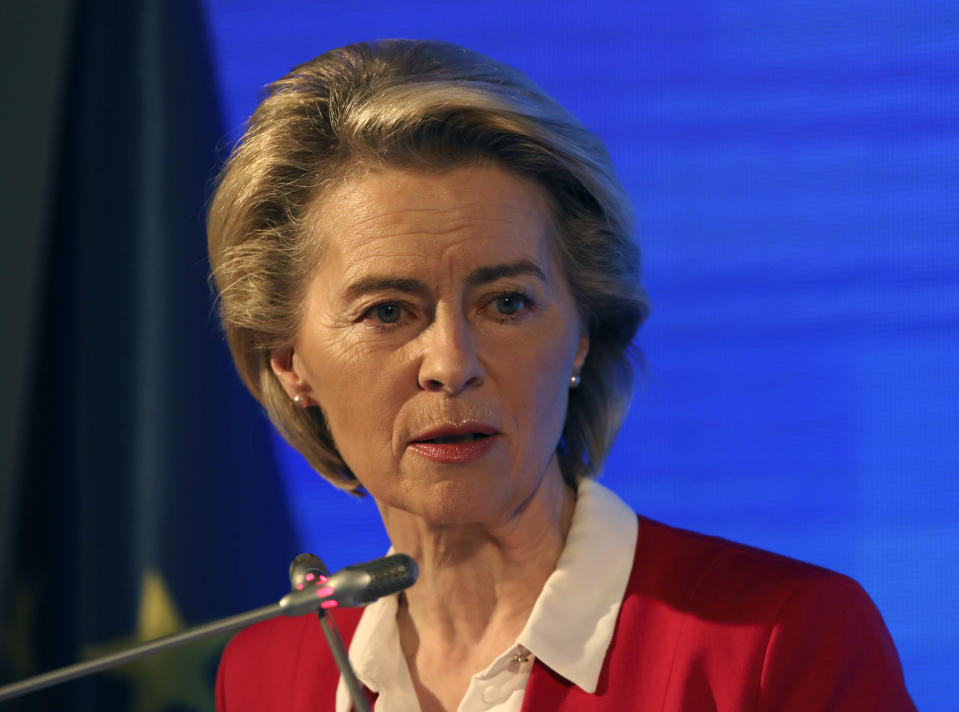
[466,259,547,287]
[344,277,430,302]
[343,260,547,301]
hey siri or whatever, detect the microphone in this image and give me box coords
[0,552,418,704]
[287,553,418,712]
[289,552,330,590]
[279,554,419,615]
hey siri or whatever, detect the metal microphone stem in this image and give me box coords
[0,602,282,702]
[317,610,371,712]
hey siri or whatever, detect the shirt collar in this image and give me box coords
[335,478,637,708]
[516,478,637,693]
[337,587,423,712]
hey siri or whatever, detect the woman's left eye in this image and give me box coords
[491,292,529,316]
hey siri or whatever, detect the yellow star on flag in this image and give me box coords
[84,568,229,712]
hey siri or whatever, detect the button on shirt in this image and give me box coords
[334,479,638,712]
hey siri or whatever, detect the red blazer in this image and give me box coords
[217,515,916,711]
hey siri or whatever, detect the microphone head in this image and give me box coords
[279,552,420,615]
[289,553,330,592]
[350,553,419,604]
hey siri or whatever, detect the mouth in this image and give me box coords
[410,423,499,444]
[408,424,499,464]
[416,432,493,444]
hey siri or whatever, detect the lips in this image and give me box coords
[408,423,499,464]
[411,423,498,443]
[421,433,490,444]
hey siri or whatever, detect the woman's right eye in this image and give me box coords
[366,302,403,325]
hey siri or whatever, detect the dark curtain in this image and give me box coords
[1,1,298,710]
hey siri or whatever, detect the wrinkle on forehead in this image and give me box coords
[307,164,559,285]
[317,164,547,228]
[328,202,547,245]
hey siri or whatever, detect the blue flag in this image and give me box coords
[1,1,298,709]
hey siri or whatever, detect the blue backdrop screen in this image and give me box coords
[202,2,959,708]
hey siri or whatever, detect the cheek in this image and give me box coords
[318,376,395,436]
[304,327,399,401]
[319,392,398,484]
[535,374,572,442]
[305,339,413,469]
[505,343,575,455]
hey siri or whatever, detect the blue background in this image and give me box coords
[200,2,958,708]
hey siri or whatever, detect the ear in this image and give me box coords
[270,344,315,405]
[573,329,590,373]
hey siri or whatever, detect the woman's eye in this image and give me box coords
[371,303,402,324]
[493,293,527,316]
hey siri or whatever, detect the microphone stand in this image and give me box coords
[0,552,420,709]
[317,610,371,712]
[0,601,372,712]
[0,602,281,702]
[2,593,387,712]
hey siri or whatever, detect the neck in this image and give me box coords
[377,458,575,712]
[380,459,575,642]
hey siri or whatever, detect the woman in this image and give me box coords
[209,40,915,711]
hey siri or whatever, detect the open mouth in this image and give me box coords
[408,427,497,463]
[419,433,492,444]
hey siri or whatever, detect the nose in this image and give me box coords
[417,308,485,395]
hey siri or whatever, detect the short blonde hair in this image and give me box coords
[207,40,649,492]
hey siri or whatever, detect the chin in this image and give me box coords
[427,485,512,526]
[386,473,519,527]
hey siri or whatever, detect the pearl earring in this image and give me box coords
[293,394,307,408]
[570,374,581,388]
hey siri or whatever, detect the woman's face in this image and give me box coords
[272,164,588,525]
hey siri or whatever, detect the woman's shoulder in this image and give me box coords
[628,513,879,629]
[634,515,842,584]
[606,515,915,710]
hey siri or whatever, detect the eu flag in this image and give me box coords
[0,1,298,710]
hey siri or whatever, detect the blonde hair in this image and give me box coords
[207,40,650,492]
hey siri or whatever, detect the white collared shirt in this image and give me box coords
[335,479,637,712]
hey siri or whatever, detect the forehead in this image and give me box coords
[309,164,557,275]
